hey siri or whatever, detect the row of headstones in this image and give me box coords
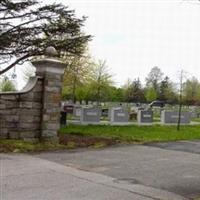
[64,100,140,107]
[73,106,191,125]
[64,100,200,110]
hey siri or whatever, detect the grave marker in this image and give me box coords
[110,107,129,124]
[80,107,101,124]
[137,110,153,124]
[161,111,191,124]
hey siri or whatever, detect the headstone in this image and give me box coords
[110,107,129,124]
[121,102,127,107]
[80,107,101,124]
[161,111,191,124]
[92,101,98,106]
[67,99,73,104]
[191,112,198,118]
[63,104,74,114]
[137,110,153,124]
[75,101,80,105]
[130,106,136,111]
[82,100,86,105]
[101,102,105,106]
[73,105,82,118]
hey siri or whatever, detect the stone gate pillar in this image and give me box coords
[32,56,65,140]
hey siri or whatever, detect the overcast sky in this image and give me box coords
[17,0,200,88]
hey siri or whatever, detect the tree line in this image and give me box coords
[61,55,200,105]
[1,51,200,106]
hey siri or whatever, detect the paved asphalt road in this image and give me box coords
[35,141,200,199]
[1,153,186,200]
[2,140,200,200]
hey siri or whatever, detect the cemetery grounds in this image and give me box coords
[2,123,200,153]
[2,104,200,152]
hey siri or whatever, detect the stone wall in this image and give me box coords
[0,77,43,139]
[0,57,65,140]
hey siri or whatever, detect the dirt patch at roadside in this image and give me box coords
[0,144,14,153]
[59,135,118,148]
[0,135,118,153]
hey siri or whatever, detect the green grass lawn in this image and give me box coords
[60,124,200,143]
[2,124,200,153]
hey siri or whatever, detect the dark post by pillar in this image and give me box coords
[32,47,65,140]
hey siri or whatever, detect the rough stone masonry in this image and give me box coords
[0,55,65,140]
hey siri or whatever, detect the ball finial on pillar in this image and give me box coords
[45,46,58,57]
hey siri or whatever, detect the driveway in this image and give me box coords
[2,141,200,200]
[35,141,200,199]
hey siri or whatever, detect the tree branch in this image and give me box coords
[0,54,30,75]
[0,18,49,36]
